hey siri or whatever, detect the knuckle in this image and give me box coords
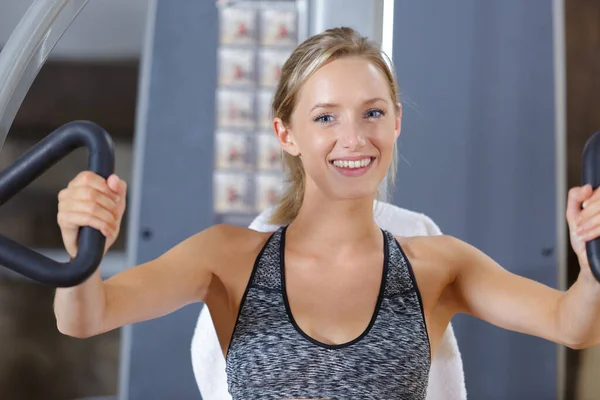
[84,189,96,201]
[57,212,69,227]
[84,214,95,226]
[88,202,101,215]
[76,171,90,183]
[81,171,94,181]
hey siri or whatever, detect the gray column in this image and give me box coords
[307,0,384,42]
[119,1,218,399]
[392,1,560,399]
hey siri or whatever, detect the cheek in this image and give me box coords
[370,124,397,154]
[297,128,334,158]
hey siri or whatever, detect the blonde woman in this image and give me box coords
[54,28,600,400]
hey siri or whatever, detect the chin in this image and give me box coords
[326,184,380,202]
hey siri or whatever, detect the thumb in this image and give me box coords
[107,174,120,192]
[116,177,127,198]
[566,184,593,223]
[107,174,127,197]
[114,177,127,213]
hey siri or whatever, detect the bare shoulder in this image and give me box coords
[191,225,274,329]
[392,234,476,313]
[394,234,467,279]
[399,234,500,276]
[194,224,272,249]
[180,224,273,273]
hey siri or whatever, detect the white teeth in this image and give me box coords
[332,158,372,169]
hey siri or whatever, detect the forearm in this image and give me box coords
[556,270,600,348]
[54,269,107,338]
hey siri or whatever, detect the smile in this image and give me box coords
[329,157,375,177]
[331,157,373,169]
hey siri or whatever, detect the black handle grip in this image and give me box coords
[0,120,115,287]
[582,130,600,283]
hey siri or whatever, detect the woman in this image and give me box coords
[54,27,600,400]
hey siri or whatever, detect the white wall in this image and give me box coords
[0,0,148,60]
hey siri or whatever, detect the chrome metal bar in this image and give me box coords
[552,0,567,397]
[0,0,90,153]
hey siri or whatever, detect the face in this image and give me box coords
[274,56,402,201]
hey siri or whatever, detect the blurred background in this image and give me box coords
[0,0,598,399]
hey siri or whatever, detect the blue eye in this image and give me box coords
[314,114,334,124]
[365,109,385,119]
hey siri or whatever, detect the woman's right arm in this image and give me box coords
[53,171,220,338]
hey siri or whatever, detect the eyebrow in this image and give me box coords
[309,97,388,113]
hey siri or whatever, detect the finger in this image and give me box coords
[567,185,593,222]
[106,174,121,193]
[577,199,600,227]
[58,199,119,225]
[69,171,119,201]
[118,179,127,198]
[61,187,119,215]
[578,211,600,233]
[109,178,127,220]
[581,223,600,242]
[584,186,600,209]
[57,211,116,237]
[116,181,127,216]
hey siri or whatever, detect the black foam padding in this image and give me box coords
[0,120,114,287]
[582,130,600,283]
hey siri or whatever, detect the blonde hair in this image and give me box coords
[269,27,399,225]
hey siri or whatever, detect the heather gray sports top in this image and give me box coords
[226,226,431,400]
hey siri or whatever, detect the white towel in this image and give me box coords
[191,201,467,399]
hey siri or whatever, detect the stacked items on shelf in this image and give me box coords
[214,1,299,225]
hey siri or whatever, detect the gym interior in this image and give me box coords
[0,0,599,399]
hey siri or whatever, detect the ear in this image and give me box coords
[394,102,403,140]
[274,117,301,156]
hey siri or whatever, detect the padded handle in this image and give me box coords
[582,130,600,283]
[0,120,114,287]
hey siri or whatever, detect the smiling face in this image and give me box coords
[275,56,401,201]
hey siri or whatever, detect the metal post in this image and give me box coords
[0,0,90,153]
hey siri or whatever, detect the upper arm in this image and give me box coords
[100,224,228,333]
[447,236,565,345]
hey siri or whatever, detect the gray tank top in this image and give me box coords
[226,227,431,399]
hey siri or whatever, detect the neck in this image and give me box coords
[287,189,381,250]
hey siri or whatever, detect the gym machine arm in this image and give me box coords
[0,0,114,287]
[582,130,600,282]
[0,120,114,287]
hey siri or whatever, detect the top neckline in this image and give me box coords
[279,226,390,350]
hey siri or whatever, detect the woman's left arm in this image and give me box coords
[451,184,600,350]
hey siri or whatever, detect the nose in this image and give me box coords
[340,121,366,150]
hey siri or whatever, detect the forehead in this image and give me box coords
[295,57,392,109]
